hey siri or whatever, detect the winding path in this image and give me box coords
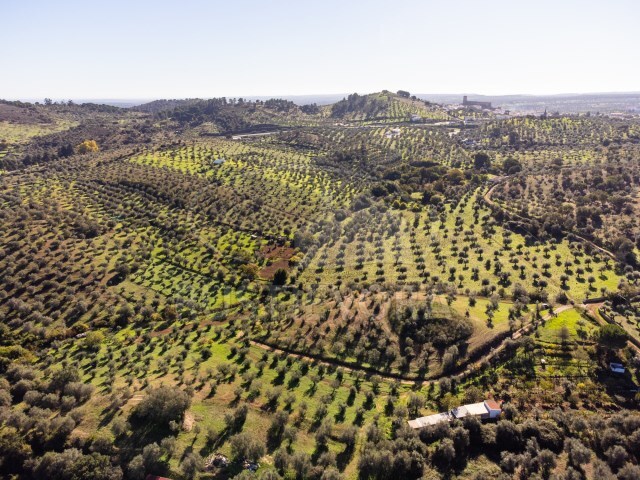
[250,305,574,386]
[483,179,617,262]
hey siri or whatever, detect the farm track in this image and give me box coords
[483,179,618,263]
[250,305,574,386]
[484,179,640,347]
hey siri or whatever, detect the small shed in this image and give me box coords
[212,157,226,166]
[610,362,625,374]
[408,412,451,429]
[483,399,502,419]
[452,402,489,419]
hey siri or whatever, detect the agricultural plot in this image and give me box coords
[492,169,640,259]
[294,124,474,169]
[129,141,361,234]
[0,119,78,144]
[47,318,417,479]
[300,190,623,302]
[255,287,527,379]
[473,116,640,149]
[1,96,640,480]
[536,308,598,345]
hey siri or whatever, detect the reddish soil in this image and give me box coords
[147,327,173,338]
[259,259,289,280]
[259,244,296,279]
[261,245,295,260]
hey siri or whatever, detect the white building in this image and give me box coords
[408,399,502,429]
[407,412,451,429]
[452,400,502,420]
[610,362,625,374]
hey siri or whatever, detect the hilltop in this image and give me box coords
[134,91,451,132]
[327,90,450,122]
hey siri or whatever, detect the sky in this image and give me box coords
[1,0,639,100]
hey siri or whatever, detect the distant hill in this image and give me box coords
[328,91,449,122]
[416,92,640,114]
[133,98,204,114]
[149,97,323,134]
[244,94,346,106]
[131,91,453,132]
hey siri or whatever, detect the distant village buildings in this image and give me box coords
[462,95,493,110]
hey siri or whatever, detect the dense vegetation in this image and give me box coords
[0,92,639,479]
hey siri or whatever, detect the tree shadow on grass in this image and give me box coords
[272,373,285,387]
[98,407,118,428]
[305,383,317,397]
[117,421,175,453]
[336,445,355,471]
[311,444,328,464]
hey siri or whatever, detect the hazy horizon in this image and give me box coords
[7,91,640,107]
[2,0,639,100]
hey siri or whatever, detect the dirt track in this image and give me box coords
[483,180,617,262]
[250,305,574,386]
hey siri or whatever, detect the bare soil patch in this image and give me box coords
[259,245,296,279]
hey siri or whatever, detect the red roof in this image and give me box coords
[485,399,501,411]
[146,476,172,480]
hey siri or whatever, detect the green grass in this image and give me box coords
[301,190,623,302]
[537,308,596,345]
[49,318,419,479]
[0,119,77,144]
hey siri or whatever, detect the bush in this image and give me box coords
[75,140,99,154]
[230,432,265,461]
[597,324,627,350]
[520,419,564,452]
[49,366,81,392]
[618,464,640,480]
[130,386,190,428]
[495,420,522,452]
[181,452,204,480]
[432,437,456,470]
[31,449,122,480]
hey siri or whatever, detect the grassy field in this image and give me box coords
[536,308,597,345]
[0,119,78,144]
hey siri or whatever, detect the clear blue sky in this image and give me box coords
[1,0,639,100]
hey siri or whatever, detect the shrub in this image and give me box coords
[75,140,99,154]
[597,324,627,350]
[229,432,265,461]
[272,269,287,286]
[130,386,190,428]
